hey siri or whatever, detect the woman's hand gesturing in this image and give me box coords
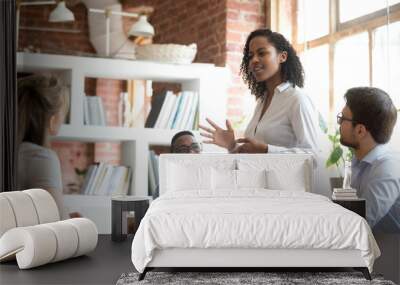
[234,137,268,153]
[199,118,236,151]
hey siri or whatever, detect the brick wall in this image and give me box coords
[18,3,94,54]
[225,0,266,131]
[123,0,227,66]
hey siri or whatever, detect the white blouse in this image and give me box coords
[244,82,322,154]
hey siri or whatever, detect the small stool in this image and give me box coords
[111,196,151,242]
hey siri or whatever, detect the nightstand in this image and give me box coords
[332,198,366,218]
[111,196,152,242]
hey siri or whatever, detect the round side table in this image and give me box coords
[111,195,152,242]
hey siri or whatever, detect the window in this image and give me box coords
[339,0,400,23]
[297,0,330,42]
[372,21,400,107]
[301,44,329,120]
[278,0,400,128]
[334,32,369,116]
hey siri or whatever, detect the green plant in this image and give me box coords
[325,129,354,176]
[319,113,353,177]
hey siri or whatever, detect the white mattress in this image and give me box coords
[131,190,380,273]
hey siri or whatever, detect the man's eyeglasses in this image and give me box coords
[172,143,202,153]
[336,112,357,125]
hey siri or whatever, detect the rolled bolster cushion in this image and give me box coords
[0,191,39,227]
[0,218,98,269]
[42,221,79,263]
[23,189,60,223]
[0,196,17,237]
[0,226,57,269]
[64,218,98,257]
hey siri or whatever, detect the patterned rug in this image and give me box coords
[116,271,396,285]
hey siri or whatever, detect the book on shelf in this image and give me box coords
[186,92,199,130]
[84,96,107,126]
[175,91,198,130]
[177,91,194,129]
[167,92,184,129]
[154,91,176,129]
[80,163,132,196]
[148,151,157,198]
[148,150,159,198]
[192,106,200,130]
[145,91,167,128]
[172,91,189,129]
[120,80,151,128]
[145,90,199,130]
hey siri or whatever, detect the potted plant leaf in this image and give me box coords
[318,114,354,190]
[325,129,354,190]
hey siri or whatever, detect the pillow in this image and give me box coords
[237,157,310,192]
[211,168,236,190]
[236,169,268,189]
[266,168,306,191]
[167,162,212,192]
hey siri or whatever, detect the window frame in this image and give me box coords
[266,0,400,125]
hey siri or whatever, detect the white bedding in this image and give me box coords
[131,190,380,273]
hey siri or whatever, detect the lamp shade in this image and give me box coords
[128,15,155,37]
[49,1,75,22]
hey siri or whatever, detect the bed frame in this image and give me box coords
[137,154,372,281]
[139,248,371,280]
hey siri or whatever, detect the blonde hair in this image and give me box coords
[18,75,69,146]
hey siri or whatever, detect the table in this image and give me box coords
[332,198,366,218]
[111,196,151,241]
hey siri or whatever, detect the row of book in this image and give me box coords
[331,188,358,200]
[83,96,107,126]
[148,151,160,198]
[81,163,132,196]
[145,90,199,130]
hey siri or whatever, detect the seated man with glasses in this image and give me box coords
[338,87,399,233]
[151,131,201,199]
[170,131,202,154]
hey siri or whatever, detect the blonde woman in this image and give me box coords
[17,75,78,219]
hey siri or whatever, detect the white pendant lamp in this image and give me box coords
[89,8,155,56]
[128,15,155,37]
[49,1,75,22]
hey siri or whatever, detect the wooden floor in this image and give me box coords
[0,235,134,285]
[1,234,398,284]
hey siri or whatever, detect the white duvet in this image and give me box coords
[131,190,380,273]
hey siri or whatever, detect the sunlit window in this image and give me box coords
[334,33,369,116]
[301,45,329,121]
[297,0,330,42]
[265,0,400,137]
[373,21,400,107]
[339,0,400,23]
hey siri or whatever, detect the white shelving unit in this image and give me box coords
[17,52,229,233]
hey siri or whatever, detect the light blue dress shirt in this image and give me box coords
[351,144,400,233]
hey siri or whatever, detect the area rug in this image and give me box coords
[116,271,396,285]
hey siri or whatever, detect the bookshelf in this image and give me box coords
[17,52,229,233]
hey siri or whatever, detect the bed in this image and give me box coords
[131,154,380,280]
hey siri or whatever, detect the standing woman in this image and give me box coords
[200,28,322,154]
[17,75,74,218]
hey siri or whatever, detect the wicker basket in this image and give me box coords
[135,43,197,64]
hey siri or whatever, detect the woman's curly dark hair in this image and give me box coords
[240,29,304,99]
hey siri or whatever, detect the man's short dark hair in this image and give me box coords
[170,131,195,149]
[344,87,397,144]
